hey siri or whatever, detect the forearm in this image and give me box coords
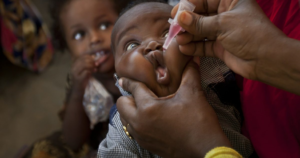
[63,85,91,151]
[192,134,232,158]
[186,99,232,157]
[257,36,300,95]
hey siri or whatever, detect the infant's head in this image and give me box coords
[112,2,191,97]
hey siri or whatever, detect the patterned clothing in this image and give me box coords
[98,58,254,158]
[0,0,53,72]
[23,131,93,158]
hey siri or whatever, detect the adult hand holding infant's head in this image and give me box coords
[117,61,231,157]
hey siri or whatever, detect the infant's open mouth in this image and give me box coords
[146,50,170,85]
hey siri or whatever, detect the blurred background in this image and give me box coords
[0,0,71,157]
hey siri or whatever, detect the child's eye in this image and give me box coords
[73,31,85,40]
[99,22,111,31]
[126,43,138,51]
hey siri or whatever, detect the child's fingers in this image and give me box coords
[83,55,96,64]
[74,59,94,71]
[72,60,95,82]
[77,69,92,81]
[73,54,95,65]
[78,64,95,76]
[73,55,96,71]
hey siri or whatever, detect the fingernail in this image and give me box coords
[180,11,193,25]
[118,78,123,87]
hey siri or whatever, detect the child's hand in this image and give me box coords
[71,54,98,90]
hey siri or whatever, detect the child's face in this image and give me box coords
[61,0,117,73]
[113,3,191,97]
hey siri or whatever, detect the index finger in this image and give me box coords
[119,77,157,105]
[171,0,222,18]
[176,61,203,97]
[117,96,136,123]
[171,0,238,18]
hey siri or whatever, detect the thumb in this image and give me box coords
[177,61,203,96]
[177,11,220,40]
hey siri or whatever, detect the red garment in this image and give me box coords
[241,0,300,157]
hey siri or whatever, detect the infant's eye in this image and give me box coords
[99,22,110,31]
[164,32,169,38]
[126,43,138,51]
[163,31,169,38]
[74,31,85,40]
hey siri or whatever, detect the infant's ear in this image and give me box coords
[193,57,200,67]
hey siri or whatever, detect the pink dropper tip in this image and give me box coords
[163,22,182,50]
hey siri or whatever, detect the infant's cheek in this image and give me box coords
[170,39,180,51]
[165,39,182,56]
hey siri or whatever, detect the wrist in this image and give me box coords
[72,82,86,91]
[190,125,231,157]
[70,73,90,91]
[256,35,300,94]
[252,23,286,81]
[201,136,231,157]
[205,147,242,158]
[69,83,86,100]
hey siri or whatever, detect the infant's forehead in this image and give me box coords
[112,2,172,52]
[121,3,170,24]
[114,3,171,32]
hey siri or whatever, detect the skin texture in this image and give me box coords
[115,3,231,158]
[172,0,300,95]
[62,0,116,75]
[117,0,300,157]
[113,4,191,97]
[59,0,120,150]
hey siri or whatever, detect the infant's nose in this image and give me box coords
[145,41,162,54]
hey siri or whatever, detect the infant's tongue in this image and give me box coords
[156,66,170,85]
[157,67,165,77]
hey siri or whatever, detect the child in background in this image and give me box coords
[98,1,253,158]
[24,0,130,158]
